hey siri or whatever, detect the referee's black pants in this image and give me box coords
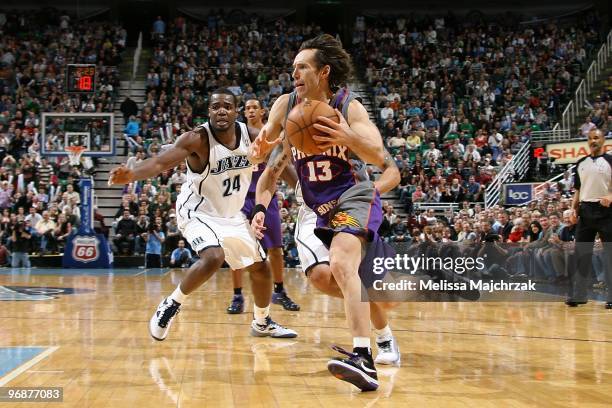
[571,202,612,302]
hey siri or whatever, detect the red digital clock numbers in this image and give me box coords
[79,76,92,91]
[66,64,96,93]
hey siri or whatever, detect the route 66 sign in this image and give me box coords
[72,236,100,262]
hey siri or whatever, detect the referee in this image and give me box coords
[568,129,612,309]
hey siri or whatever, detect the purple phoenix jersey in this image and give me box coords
[287,89,393,287]
[241,162,282,249]
[286,89,382,234]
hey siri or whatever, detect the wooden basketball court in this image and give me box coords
[2,267,611,407]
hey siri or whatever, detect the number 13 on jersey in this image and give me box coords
[307,160,332,182]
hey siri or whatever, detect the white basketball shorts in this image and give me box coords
[294,204,330,274]
[178,211,266,270]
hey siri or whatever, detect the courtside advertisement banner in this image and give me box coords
[503,183,537,206]
[545,137,612,164]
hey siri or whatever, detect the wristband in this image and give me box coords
[250,204,267,220]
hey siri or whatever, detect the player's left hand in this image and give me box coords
[108,165,133,185]
[249,129,282,162]
[251,212,267,240]
[312,109,356,150]
[599,195,612,207]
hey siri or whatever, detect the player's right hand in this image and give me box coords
[569,209,578,224]
[249,129,282,162]
[599,195,612,207]
[108,166,133,185]
[251,212,267,240]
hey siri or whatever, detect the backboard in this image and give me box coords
[41,112,115,157]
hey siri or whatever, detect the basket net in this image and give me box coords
[65,146,87,166]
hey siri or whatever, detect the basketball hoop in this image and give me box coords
[65,146,87,166]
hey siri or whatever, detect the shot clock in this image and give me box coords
[66,64,96,93]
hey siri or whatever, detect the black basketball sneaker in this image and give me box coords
[327,345,378,391]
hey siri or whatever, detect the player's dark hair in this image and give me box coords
[244,98,261,108]
[211,88,237,107]
[299,34,353,91]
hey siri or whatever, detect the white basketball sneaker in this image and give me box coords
[250,316,298,338]
[374,337,401,366]
[149,297,181,341]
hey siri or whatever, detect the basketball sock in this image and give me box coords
[170,284,187,304]
[353,347,372,360]
[374,325,393,343]
[273,282,284,294]
[353,337,372,357]
[254,305,270,326]
[234,287,242,296]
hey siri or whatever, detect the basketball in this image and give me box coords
[285,99,339,155]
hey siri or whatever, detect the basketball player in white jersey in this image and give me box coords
[227,98,300,314]
[108,88,297,340]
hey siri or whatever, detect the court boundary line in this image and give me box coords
[0,346,59,386]
[3,315,611,344]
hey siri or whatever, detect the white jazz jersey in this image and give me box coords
[175,121,265,269]
[176,121,252,220]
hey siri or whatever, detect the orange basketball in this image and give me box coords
[285,99,339,155]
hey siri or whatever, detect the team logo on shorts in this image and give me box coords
[330,212,361,228]
[72,236,100,263]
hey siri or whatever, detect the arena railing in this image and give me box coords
[556,29,612,133]
[487,30,610,208]
[413,202,485,214]
[530,129,571,143]
[523,164,576,206]
[131,32,143,87]
[413,202,459,214]
[484,140,531,209]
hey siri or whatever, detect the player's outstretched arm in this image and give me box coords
[252,139,292,239]
[248,94,289,164]
[373,148,400,194]
[255,138,292,208]
[313,100,385,168]
[108,131,199,185]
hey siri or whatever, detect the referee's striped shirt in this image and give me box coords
[574,153,612,202]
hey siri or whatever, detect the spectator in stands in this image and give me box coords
[0,242,10,266]
[165,213,180,254]
[558,171,574,195]
[124,116,140,138]
[25,207,42,228]
[144,216,165,268]
[579,116,596,137]
[134,212,149,255]
[493,211,513,242]
[120,97,139,123]
[93,207,108,237]
[0,181,12,210]
[9,221,31,267]
[390,217,409,243]
[127,150,146,170]
[54,213,72,252]
[380,102,394,122]
[152,16,166,39]
[65,184,80,204]
[545,210,576,282]
[36,211,56,254]
[169,239,193,268]
[114,210,137,254]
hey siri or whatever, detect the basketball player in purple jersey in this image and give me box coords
[249,34,399,391]
[227,99,300,314]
